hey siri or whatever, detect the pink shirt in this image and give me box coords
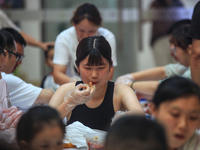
[0,79,11,109]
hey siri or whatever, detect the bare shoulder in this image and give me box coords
[114,83,132,93]
[113,83,140,112]
[114,83,134,98]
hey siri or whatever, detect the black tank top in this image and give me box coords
[67,81,115,131]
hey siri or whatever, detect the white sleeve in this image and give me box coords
[164,63,188,77]
[106,32,117,67]
[181,68,191,79]
[53,33,70,65]
[0,10,21,32]
[4,74,42,110]
[180,131,200,150]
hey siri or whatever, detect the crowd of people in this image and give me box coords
[1,1,200,150]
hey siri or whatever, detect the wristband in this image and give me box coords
[130,81,136,91]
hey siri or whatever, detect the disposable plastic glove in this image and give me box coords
[111,111,127,126]
[115,73,134,85]
[64,83,96,111]
[0,106,22,144]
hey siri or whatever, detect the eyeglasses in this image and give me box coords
[171,47,177,55]
[17,53,25,61]
[6,50,21,62]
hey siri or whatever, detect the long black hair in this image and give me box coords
[152,76,200,108]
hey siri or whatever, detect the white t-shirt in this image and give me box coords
[42,73,59,91]
[159,63,190,83]
[53,26,117,78]
[165,63,189,77]
[0,10,21,32]
[1,72,42,112]
[0,78,11,109]
[178,131,200,150]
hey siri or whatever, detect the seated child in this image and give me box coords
[16,105,65,150]
[41,46,59,91]
[105,115,168,150]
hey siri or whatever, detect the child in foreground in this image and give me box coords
[16,106,65,150]
[105,115,168,150]
[150,76,200,149]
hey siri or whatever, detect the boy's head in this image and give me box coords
[2,27,26,72]
[17,105,65,150]
[45,46,54,69]
[0,29,18,74]
[105,116,168,150]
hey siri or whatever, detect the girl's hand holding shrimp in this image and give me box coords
[64,82,96,110]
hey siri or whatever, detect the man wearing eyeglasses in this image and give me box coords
[0,30,18,73]
[3,28,26,72]
[1,28,54,112]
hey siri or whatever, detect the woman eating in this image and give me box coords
[49,36,144,131]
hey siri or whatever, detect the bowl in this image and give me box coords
[84,132,107,150]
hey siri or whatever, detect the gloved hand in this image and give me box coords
[111,111,127,126]
[64,83,96,111]
[0,106,22,144]
[69,76,81,83]
[115,74,134,85]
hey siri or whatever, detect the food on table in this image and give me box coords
[63,142,76,148]
[84,132,106,150]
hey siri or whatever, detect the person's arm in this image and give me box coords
[128,81,159,96]
[117,84,145,116]
[20,31,54,51]
[53,31,80,85]
[0,10,54,51]
[49,83,76,118]
[190,39,200,86]
[49,82,95,119]
[53,64,72,85]
[2,73,49,109]
[115,66,166,85]
[111,84,145,124]
[49,83,74,108]
[130,67,166,81]
[34,89,54,105]
[135,91,154,101]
